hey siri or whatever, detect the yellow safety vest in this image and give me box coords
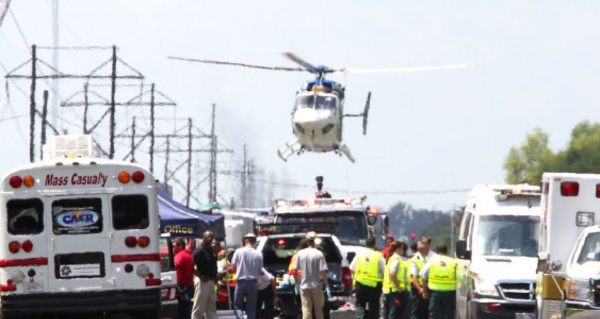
[223,259,236,287]
[427,255,456,291]
[411,255,424,284]
[354,250,383,287]
[383,254,408,293]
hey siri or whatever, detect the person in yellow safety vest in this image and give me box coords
[349,236,386,319]
[383,241,410,319]
[409,240,437,319]
[216,248,236,309]
[420,243,456,319]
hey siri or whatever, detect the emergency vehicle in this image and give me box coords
[269,195,388,263]
[0,135,161,318]
[455,184,541,319]
[536,173,600,319]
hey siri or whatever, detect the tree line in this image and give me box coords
[385,120,600,250]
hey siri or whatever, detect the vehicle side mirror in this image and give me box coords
[456,239,471,260]
[381,214,389,234]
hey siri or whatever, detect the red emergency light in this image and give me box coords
[560,181,579,197]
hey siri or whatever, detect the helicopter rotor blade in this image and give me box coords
[282,52,340,73]
[168,56,305,72]
[342,63,476,74]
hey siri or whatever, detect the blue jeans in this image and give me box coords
[234,279,258,319]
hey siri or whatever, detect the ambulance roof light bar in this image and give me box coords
[272,195,367,208]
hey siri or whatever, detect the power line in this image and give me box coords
[249,178,470,195]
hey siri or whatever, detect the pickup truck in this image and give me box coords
[255,233,351,319]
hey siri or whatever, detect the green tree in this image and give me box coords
[559,121,600,173]
[503,128,555,184]
[504,121,600,183]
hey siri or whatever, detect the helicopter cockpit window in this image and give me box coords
[295,95,315,110]
[315,95,338,110]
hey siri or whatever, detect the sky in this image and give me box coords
[1,1,600,212]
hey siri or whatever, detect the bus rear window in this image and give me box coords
[52,198,103,235]
[112,195,149,230]
[7,198,44,235]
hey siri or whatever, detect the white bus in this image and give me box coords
[0,155,161,318]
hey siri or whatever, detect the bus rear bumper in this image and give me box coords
[1,288,161,315]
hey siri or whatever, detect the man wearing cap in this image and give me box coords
[293,231,330,319]
[231,233,263,319]
[350,236,385,319]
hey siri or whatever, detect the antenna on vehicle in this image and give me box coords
[315,176,331,198]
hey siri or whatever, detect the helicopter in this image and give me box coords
[169,53,474,163]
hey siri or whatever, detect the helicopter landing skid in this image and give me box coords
[337,144,356,163]
[277,141,302,162]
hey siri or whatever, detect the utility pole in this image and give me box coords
[241,144,248,207]
[208,103,217,203]
[51,0,59,127]
[109,45,117,159]
[29,45,37,163]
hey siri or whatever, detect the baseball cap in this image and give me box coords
[306,231,317,240]
[244,232,257,239]
[226,247,235,254]
[385,233,395,240]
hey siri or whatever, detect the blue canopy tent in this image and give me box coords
[158,187,225,239]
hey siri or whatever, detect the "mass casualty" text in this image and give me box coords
[45,173,108,187]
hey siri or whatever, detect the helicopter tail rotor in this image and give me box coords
[362,92,371,135]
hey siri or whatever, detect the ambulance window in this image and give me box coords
[7,198,44,235]
[52,198,103,235]
[112,195,149,230]
[459,212,472,240]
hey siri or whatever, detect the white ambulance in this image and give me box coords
[455,184,541,319]
[0,135,161,318]
[536,173,600,319]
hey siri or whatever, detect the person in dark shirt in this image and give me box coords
[173,237,195,319]
[191,231,218,319]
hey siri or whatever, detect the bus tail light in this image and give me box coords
[21,240,33,253]
[23,175,35,188]
[145,272,161,286]
[137,236,150,248]
[124,264,134,273]
[9,176,22,188]
[0,280,16,292]
[125,236,137,248]
[118,171,131,184]
[9,241,21,253]
[342,266,352,287]
[132,171,145,183]
[561,181,579,196]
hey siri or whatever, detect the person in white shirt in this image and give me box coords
[409,240,437,319]
[256,267,278,319]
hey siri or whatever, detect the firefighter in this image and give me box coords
[350,236,385,319]
[421,243,456,319]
